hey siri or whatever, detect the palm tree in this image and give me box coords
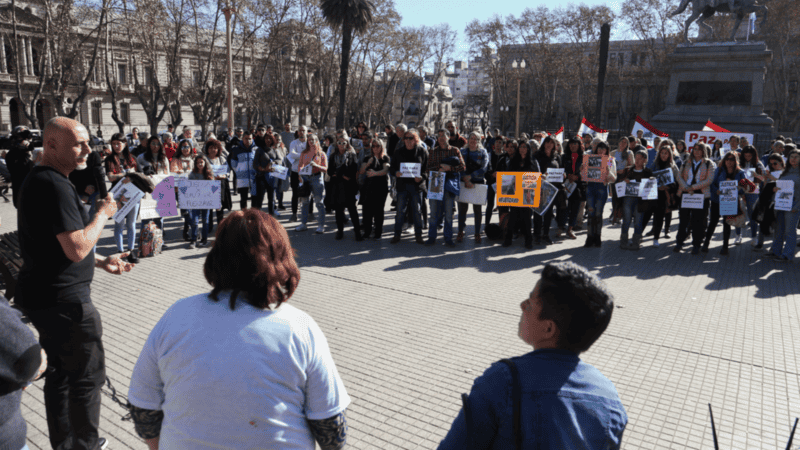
[320,0,375,130]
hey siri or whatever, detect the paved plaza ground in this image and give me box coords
[5,195,799,450]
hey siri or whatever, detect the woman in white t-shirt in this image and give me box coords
[128,209,350,450]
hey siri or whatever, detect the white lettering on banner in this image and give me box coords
[399,163,421,178]
[546,168,565,183]
[177,179,222,210]
[685,131,754,150]
[681,193,705,209]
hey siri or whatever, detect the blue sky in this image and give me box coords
[393,0,624,59]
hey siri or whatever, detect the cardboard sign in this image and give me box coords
[582,155,608,183]
[681,193,705,209]
[640,179,658,200]
[685,131,754,151]
[653,168,675,187]
[719,180,738,215]
[615,182,627,197]
[109,180,145,223]
[546,168,565,183]
[270,165,289,180]
[496,172,541,207]
[428,171,445,201]
[399,163,421,178]
[456,182,488,205]
[533,181,558,216]
[211,164,228,177]
[177,179,222,210]
[775,180,794,212]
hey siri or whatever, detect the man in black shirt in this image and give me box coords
[16,117,134,450]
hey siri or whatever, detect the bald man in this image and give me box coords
[16,117,132,450]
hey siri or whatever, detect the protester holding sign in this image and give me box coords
[769,150,800,262]
[502,142,540,249]
[484,137,506,229]
[619,149,653,250]
[533,137,563,245]
[455,132,489,245]
[704,153,747,255]
[137,136,170,176]
[674,143,716,255]
[105,133,141,260]
[185,156,215,248]
[426,129,466,247]
[327,138,362,241]
[561,137,585,240]
[649,142,681,247]
[295,134,328,234]
[205,139,232,231]
[390,130,428,244]
[582,142,616,248]
[359,139,391,240]
[170,139,196,175]
[740,146,766,248]
[253,134,276,214]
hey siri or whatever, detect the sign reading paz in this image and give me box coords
[177,179,222,210]
[496,172,541,207]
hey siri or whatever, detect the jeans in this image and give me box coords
[394,184,422,234]
[771,209,800,260]
[485,184,496,226]
[300,173,325,226]
[113,202,140,252]
[23,289,105,450]
[745,193,759,238]
[586,183,608,219]
[621,196,644,236]
[429,191,456,243]
[190,209,210,241]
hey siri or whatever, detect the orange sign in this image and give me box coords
[496,172,541,208]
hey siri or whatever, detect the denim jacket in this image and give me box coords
[460,146,489,184]
[709,166,745,204]
[438,349,627,450]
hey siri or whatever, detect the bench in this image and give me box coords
[0,231,22,300]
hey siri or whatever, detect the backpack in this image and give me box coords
[139,222,163,257]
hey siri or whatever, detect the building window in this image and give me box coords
[91,101,102,125]
[118,64,127,84]
[193,70,201,87]
[120,103,130,124]
[144,67,155,86]
[630,53,638,66]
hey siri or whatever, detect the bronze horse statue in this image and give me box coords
[671,0,768,43]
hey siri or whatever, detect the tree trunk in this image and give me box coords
[336,21,353,130]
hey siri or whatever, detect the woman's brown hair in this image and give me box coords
[204,209,300,310]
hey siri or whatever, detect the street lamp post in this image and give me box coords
[223,1,236,132]
[511,59,526,139]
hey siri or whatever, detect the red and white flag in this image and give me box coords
[631,116,669,140]
[577,118,608,141]
[702,120,730,133]
[548,126,564,143]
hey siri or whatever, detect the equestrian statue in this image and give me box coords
[671,0,768,43]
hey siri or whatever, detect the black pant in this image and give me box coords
[290,172,312,216]
[706,203,732,247]
[238,187,250,210]
[362,187,388,236]
[251,177,274,213]
[534,206,555,238]
[651,192,671,237]
[335,200,361,233]
[506,207,532,244]
[677,198,710,249]
[24,290,105,450]
[485,184,496,226]
[458,202,483,235]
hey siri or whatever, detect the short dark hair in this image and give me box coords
[437,128,450,138]
[537,262,614,353]
[204,209,300,310]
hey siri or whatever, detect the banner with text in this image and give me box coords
[685,131,754,151]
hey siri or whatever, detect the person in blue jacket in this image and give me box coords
[456,131,489,244]
[702,151,747,255]
[438,261,628,450]
[230,130,258,210]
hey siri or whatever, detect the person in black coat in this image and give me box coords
[328,139,362,241]
[561,137,585,240]
[5,126,34,208]
[503,141,540,249]
[535,136,563,245]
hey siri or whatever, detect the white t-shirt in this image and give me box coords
[288,140,307,172]
[128,292,350,450]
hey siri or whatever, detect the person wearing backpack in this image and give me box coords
[438,262,627,450]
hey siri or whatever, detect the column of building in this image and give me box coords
[0,34,7,73]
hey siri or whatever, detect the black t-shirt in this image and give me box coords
[17,166,94,307]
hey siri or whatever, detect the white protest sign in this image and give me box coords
[681,193,705,209]
[653,168,675,187]
[640,179,658,200]
[299,164,313,176]
[177,179,222,210]
[615,182,627,197]
[546,168,565,183]
[270,165,289,180]
[428,171,445,201]
[719,180,738,215]
[533,181,558,216]
[109,181,145,223]
[768,170,782,180]
[456,182,488,205]
[684,131,754,151]
[775,180,794,212]
[399,163,421,178]
[564,180,577,198]
[212,164,228,177]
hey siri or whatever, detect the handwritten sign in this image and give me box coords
[139,175,178,219]
[496,172,541,207]
[270,165,289,180]
[109,180,145,223]
[212,164,228,177]
[428,171,445,201]
[177,179,222,210]
[546,168,565,183]
[399,163,421,178]
[719,180,738,215]
[681,193,705,209]
[775,180,794,212]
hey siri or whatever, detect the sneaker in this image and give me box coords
[197,240,207,248]
[295,224,308,232]
[315,226,324,234]
[290,214,298,222]
[734,235,742,245]
[542,237,554,245]
[272,211,281,218]
[127,252,139,264]
[189,241,196,249]
[777,255,790,263]
[335,230,344,240]
[424,239,436,247]
[691,246,699,255]
[99,437,109,450]
[653,239,659,247]
[753,242,763,250]
[443,241,456,248]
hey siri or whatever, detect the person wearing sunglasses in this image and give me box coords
[703,152,747,256]
[389,130,428,244]
[768,148,800,262]
[327,138,362,241]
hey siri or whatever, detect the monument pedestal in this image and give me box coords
[651,42,774,140]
